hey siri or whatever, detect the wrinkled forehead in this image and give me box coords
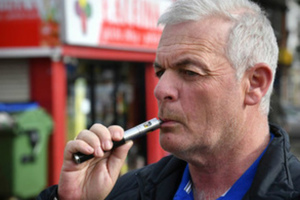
[158,17,233,50]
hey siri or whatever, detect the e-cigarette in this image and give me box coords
[73,118,162,164]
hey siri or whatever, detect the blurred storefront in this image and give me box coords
[0,0,172,189]
[61,0,172,176]
[251,0,300,132]
[281,0,300,137]
[285,0,300,107]
[0,0,65,189]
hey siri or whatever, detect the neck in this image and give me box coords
[189,116,270,200]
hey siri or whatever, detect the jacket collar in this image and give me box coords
[136,155,187,199]
[135,125,298,199]
[243,124,297,199]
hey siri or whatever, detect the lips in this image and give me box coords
[159,116,172,123]
[158,117,180,128]
[158,112,182,122]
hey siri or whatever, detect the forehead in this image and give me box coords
[156,17,232,63]
[159,17,231,45]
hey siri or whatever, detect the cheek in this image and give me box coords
[180,87,212,129]
[183,80,239,122]
[182,81,215,108]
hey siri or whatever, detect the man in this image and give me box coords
[38,0,300,199]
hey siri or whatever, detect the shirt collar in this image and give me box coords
[173,133,275,200]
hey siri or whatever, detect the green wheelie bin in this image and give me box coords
[0,104,52,199]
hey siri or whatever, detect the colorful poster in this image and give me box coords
[0,0,60,47]
[62,0,172,50]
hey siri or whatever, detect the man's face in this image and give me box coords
[154,18,246,160]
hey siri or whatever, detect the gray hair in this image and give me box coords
[158,0,279,115]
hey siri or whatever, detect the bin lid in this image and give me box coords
[0,108,53,135]
[0,112,15,131]
[0,102,39,113]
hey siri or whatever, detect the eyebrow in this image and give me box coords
[154,57,208,70]
[153,62,161,68]
[176,58,199,68]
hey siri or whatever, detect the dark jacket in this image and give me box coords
[38,124,300,200]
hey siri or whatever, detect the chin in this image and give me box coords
[159,133,185,154]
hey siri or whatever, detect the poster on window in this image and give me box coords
[62,0,173,50]
[0,0,60,47]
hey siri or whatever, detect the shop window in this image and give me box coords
[66,60,147,171]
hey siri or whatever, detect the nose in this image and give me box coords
[154,70,178,102]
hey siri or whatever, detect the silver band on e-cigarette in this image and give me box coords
[73,118,162,164]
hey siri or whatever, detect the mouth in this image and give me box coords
[159,117,180,128]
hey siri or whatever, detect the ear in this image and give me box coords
[244,63,273,106]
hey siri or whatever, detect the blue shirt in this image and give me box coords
[173,133,274,200]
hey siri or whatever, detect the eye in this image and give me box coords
[181,69,198,77]
[155,70,165,78]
